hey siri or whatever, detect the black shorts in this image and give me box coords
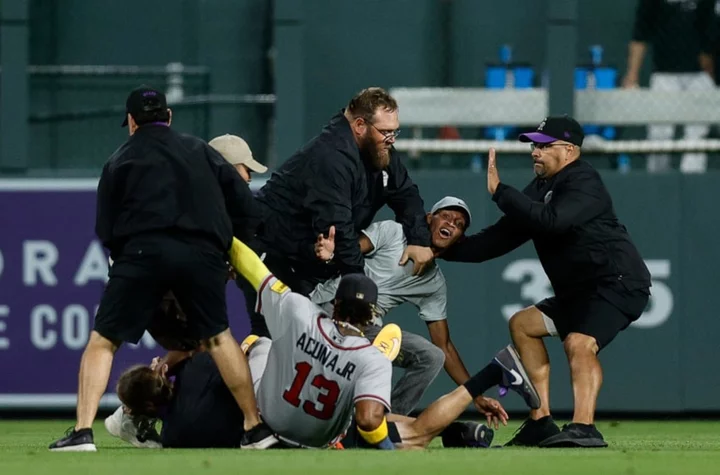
[160,353,245,448]
[535,286,650,351]
[94,232,229,344]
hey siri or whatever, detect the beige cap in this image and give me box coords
[209,134,268,173]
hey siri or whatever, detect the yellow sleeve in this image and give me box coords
[228,238,271,291]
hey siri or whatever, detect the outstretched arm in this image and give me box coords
[426,320,471,386]
[230,237,317,340]
[228,238,273,291]
[441,216,529,263]
[391,386,507,449]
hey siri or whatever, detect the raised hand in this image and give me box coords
[487,147,500,195]
[315,225,336,262]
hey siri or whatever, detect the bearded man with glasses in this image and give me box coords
[239,87,433,341]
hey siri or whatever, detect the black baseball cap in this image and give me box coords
[518,116,584,147]
[335,274,378,306]
[121,85,168,127]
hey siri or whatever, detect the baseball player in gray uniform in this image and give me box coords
[231,237,398,448]
[247,274,393,448]
[310,196,474,415]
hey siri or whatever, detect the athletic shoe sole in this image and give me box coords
[241,434,280,450]
[49,443,97,452]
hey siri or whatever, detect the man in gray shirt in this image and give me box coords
[311,197,473,415]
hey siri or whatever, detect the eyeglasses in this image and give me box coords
[530,142,572,152]
[367,121,401,141]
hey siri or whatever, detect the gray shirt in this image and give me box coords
[310,221,448,326]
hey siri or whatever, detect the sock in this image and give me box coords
[463,362,503,399]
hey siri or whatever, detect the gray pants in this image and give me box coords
[364,326,445,415]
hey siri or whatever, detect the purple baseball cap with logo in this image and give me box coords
[518,115,585,146]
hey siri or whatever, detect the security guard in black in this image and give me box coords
[94,85,257,345]
[444,116,651,348]
[96,97,256,259]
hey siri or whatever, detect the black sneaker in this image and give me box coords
[504,416,561,447]
[492,344,541,409]
[240,422,279,449]
[538,423,608,448]
[49,427,97,452]
[460,422,494,448]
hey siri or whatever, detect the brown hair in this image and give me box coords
[346,87,398,124]
[116,365,173,417]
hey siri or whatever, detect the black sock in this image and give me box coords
[463,363,503,399]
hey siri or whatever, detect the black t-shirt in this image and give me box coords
[160,353,244,448]
[632,0,717,73]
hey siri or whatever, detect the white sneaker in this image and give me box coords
[104,406,162,449]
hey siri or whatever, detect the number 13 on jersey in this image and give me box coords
[282,362,340,420]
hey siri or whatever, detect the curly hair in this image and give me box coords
[332,300,375,328]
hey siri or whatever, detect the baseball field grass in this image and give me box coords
[2,419,719,475]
